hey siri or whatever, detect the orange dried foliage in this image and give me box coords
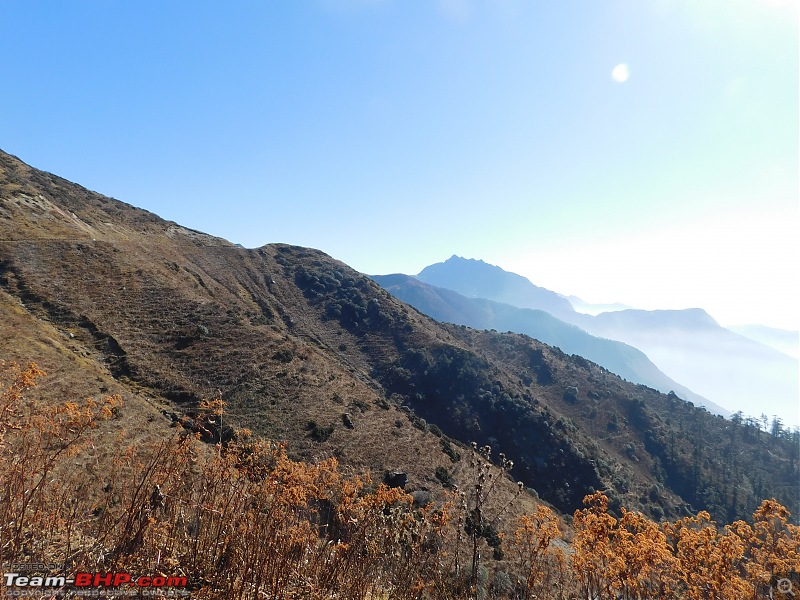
[2,360,799,599]
[510,504,568,599]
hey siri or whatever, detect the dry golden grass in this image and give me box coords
[2,362,799,600]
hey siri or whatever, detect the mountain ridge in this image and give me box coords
[1,148,797,526]
[372,272,726,415]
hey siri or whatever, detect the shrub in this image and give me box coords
[272,348,293,363]
[441,437,462,462]
[435,466,454,488]
[306,420,334,442]
[2,360,798,600]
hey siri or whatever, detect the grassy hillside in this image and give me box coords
[1,147,798,526]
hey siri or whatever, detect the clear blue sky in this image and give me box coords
[1,0,797,329]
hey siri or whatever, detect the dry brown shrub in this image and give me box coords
[2,360,799,600]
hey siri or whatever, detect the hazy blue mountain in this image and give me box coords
[372,274,726,415]
[728,324,799,359]
[417,256,576,320]
[579,307,721,331]
[576,309,799,426]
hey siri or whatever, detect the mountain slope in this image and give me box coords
[372,273,725,414]
[1,148,797,525]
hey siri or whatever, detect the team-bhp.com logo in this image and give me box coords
[3,569,189,596]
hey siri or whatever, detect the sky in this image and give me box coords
[1,0,798,330]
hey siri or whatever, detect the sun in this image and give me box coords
[612,63,630,83]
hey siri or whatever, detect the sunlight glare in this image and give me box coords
[612,63,630,83]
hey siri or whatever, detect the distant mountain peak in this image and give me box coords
[438,255,494,269]
[446,255,487,263]
[417,255,576,319]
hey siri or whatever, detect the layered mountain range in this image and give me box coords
[372,273,725,415]
[389,255,798,427]
[1,148,797,525]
